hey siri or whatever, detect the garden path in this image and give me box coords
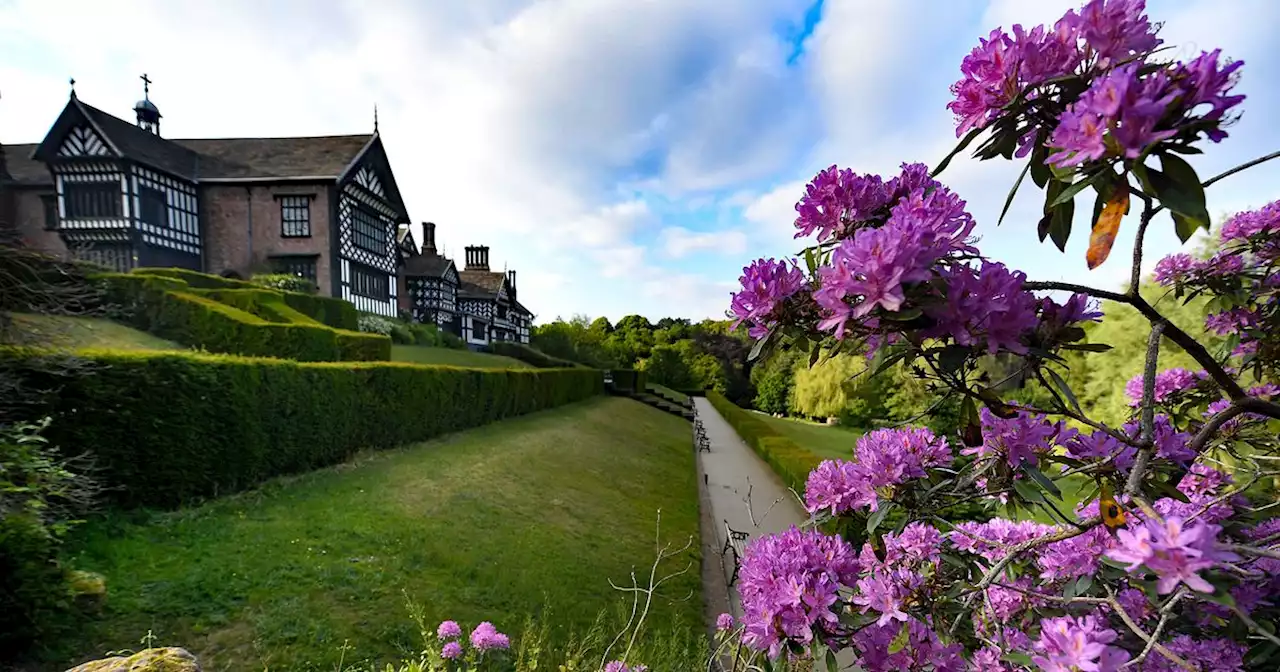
[692,397,857,668]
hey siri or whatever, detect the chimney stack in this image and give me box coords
[507,270,516,301]
[464,245,490,271]
[422,222,437,255]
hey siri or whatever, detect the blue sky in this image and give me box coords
[2,0,1278,323]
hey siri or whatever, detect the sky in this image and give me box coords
[2,0,1278,324]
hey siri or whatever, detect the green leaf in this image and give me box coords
[867,502,893,535]
[936,344,971,376]
[1023,464,1064,500]
[749,330,772,362]
[1173,213,1201,243]
[1147,154,1210,234]
[1050,199,1074,251]
[887,621,911,654]
[826,649,839,672]
[1044,367,1082,415]
[804,247,818,275]
[1029,147,1051,188]
[1003,652,1036,666]
[1075,574,1093,595]
[999,160,1032,226]
[1059,326,1087,343]
[1013,478,1045,504]
[1062,343,1114,352]
[933,126,985,177]
[1050,175,1098,207]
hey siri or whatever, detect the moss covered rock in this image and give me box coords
[66,647,200,672]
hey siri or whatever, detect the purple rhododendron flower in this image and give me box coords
[469,621,509,651]
[437,620,462,640]
[1172,49,1246,142]
[1107,516,1238,593]
[1153,253,1200,286]
[1115,587,1154,622]
[715,612,734,632]
[604,662,647,672]
[850,618,964,672]
[950,518,1058,562]
[737,526,859,658]
[1220,198,1280,244]
[793,166,892,241]
[1124,367,1205,406]
[1120,415,1195,464]
[965,407,1070,468]
[926,261,1040,355]
[1049,63,1178,167]
[1037,526,1114,581]
[1066,0,1161,67]
[883,522,944,565]
[1144,635,1247,672]
[805,428,951,514]
[1031,613,1130,672]
[441,641,463,660]
[1039,292,1103,330]
[730,258,807,339]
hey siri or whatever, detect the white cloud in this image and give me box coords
[659,226,748,258]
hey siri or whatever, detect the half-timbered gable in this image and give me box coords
[32,95,203,271]
[334,137,408,317]
[405,253,459,329]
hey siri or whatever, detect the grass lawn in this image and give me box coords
[35,397,700,672]
[391,344,532,369]
[754,413,862,460]
[0,312,182,351]
[647,383,689,405]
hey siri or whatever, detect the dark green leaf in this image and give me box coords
[1044,367,1082,415]
[1060,326,1087,343]
[1029,146,1051,188]
[937,344,971,375]
[748,330,771,362]
[1003,652,1036,666]
[1050,199,1074,251]
[1148,154,1210,233]
[1165,144,1203,155]
[809,343,822,368]
[867,502,893,535]
[1062,343,1114,352]
[1023,464,1064,500]
[1075,574,1093,595]
[804,247,818,275]
[1013,478,1045,504]
[1050,175,1098,207]
[1173,213,1201,243]
[1064,576,1079,599]
[933,126,985,177]
[999,160,1032,226]
[826,649,839,672]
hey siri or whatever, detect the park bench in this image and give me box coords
[722,520,750,586]
[694,421,711,452]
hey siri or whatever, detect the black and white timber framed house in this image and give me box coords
[7,77,410,317]
[401,223,533,347]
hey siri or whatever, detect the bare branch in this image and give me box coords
[1124,322,1165,496]
[1189,397,1280,455]
[1128,201,1156,297]
[1105,590,1195,671]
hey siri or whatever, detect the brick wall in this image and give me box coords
[202,184,333,296]
[9,188,68,258]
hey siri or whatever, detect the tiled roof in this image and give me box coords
[66,100,372,181]
[458,280,494,299]
[2,144,50,186]
[404,252,452,277]
[513,299,533,317]
[458,269,506,295]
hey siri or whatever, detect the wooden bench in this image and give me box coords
[694,422,711,452]
[722,520,749,586]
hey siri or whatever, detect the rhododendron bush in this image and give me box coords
[726,1,1279,670]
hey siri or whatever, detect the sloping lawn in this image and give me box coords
[755,413,862,460]
[647,383,689,405]
[391,344,532,368]
[1,312,182,351]
[37,397,700,672]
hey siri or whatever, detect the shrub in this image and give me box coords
[440,330,466,350]
[97,274,389,362]
[706,390,822,495]
[390,324,415,345]
[132,266,255,290]
[0,347,603,508]
[358,315,397,335]
[609,368,647,392]
[281,291,359,331]
[485,342,585,368]
[250,273,318,294]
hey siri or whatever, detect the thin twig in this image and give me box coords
[1124,323,1165,496]
[1104,589,1195,671]
[1124,589,1188,668]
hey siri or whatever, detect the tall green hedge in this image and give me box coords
[706,390,823,495]
[485,342,586,368]
[99,273,388,362]
[1,347,603,508]
[132,267,358,330]
[610,368,647,392]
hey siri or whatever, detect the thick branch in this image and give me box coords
[1128,203,1155,297]
[1189,397,1280,454]
[1124,323,1165,496]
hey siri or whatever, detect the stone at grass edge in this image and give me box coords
[65,648,201,672]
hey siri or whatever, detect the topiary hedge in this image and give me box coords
[485,342,586,368]
[132,267,358,331]
[610,368,647,392]
[98,273,389,362]
[0,347,604,508]
[707,390,823,495]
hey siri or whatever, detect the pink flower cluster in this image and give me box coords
[737,526,860,658]
[603,662,648,672]
[435,619,509,661]
[1031,614,1129,672]
[729,258,808,339]
[1106,515,1238,593]
[1123,367,1207,406]
[965,407,1070,468]
[792,162,937,242]
[804,427,952,514]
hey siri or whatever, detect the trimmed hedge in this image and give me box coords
[99,274,389,362]
[1,347,603,508]
[485,342,586,368]
[707,390,823,495]
[610,368,648,392]
[132,267,358,330]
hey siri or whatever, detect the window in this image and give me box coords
[280,195,312,237]
[351,206,386,255]
[472,319,485,340]
[351,262,388,300]
[41,195,58,230]
[271,256,318,284]
[64,181,121,219]
[138,186,168,227]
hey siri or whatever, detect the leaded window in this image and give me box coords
[272,256,318,284]
[64,181,121,219]
[41,195,58,230]
[352,206,386,255]
[280,196,311,237]
[351,262,388,300]
[472,319,485,340]
[138,186,168,227]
